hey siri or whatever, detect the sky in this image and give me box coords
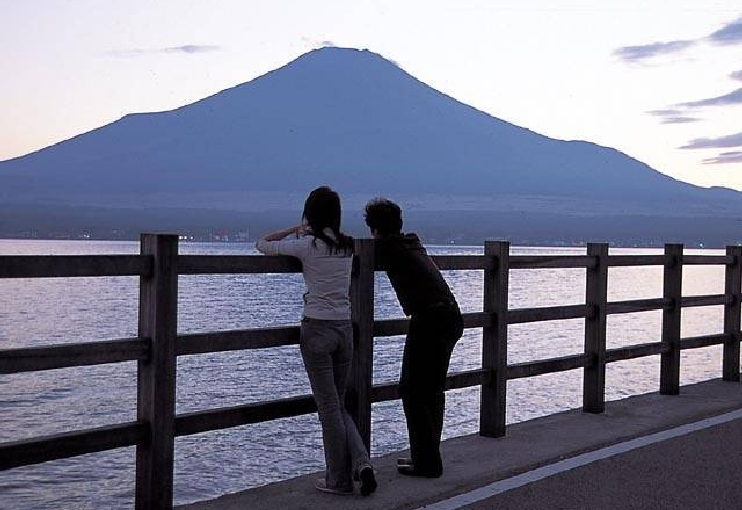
[2,0,741,190]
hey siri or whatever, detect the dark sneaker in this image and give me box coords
[315,479,353,496]
[397,464,442,478]
[358,465,377,496]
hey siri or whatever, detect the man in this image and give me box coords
[364,198,464,478]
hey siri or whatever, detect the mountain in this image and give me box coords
[2,46,742,244]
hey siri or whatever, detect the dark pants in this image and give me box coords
[399,302,464,476]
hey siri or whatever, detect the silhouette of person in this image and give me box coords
[257,186,377,496]
[364,198,463,478]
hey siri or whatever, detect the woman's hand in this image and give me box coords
[261,225,304,242]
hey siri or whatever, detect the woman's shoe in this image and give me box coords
[315,479,354,495]
[358,465,377,496]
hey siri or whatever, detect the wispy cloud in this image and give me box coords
[301,37,339,48]
[681,132,742,149]
[646,109,701,124]
[677,87,742,108]
[613,40,695,63]
[661,116,701,124]
[703,151,742,164]
[707,16,742,45]
[614,15,742,63]
[108,45,221,57]
[648,109,684,116]
[731,70,742,81]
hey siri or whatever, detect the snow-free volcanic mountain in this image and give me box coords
[2,47,742,243]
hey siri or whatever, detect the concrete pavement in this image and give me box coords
[177,378,742,510]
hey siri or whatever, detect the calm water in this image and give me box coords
[0,240,727,509]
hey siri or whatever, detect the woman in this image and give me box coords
[256,186,377,496]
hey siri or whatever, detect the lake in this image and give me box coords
[0,239,727,509]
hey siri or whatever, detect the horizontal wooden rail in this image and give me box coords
[510,255,595,269]
[0,338,149,374]
[683,255,733,265]
[681,294,728,308]
[430,255,491,271]
[177,367,494,437]
[508,304,587,324]
[177,326,300,356]
[680,333,729,350]
[445,368,493,391]
[175,394,316,437]
[0,255,151,279]
[607,255,665,267]
[606,342,667,363]
[178,255,301,275]
[0,422,145,470]
[606,298,668,315]
[507,353,590,379]
[370,381,401,403]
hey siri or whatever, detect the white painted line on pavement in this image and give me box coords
[414,407,742,510]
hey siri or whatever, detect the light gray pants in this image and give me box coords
[300,318,371,490]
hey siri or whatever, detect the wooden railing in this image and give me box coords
[1,235,741,509]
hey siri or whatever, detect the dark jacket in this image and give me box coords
[375,233,457,316]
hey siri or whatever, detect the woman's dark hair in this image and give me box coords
[364,198,403,236]
[302,186,354,254]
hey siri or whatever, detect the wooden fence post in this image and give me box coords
[480,241,509,437]
[723,245,742,382]
[583,243,608,413]
[350,238,375,451]
[135,234,178,510]
[660,243,683,395]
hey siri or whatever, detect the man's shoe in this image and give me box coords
[396,457,414,466]
[358,465,377,496]
[397,464,442,478]
[315,479,354,495]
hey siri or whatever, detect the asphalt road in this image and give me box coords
[460,417,742,510]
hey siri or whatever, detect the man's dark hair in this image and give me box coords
[364,198,403,236]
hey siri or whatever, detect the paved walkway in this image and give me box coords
[450,412,742,510]
[177,378,742,510]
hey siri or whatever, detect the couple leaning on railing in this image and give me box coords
[255,186,464,497]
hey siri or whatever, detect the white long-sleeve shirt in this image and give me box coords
[255,234,352,320]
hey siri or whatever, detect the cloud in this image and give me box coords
[731,70,742,81]
[708,16,742,45]
[703,151,742,164]
[647,108,683,116]
[168,45,220,54]
[108,45,221,57]
[681,132,742,149]
[677,87,742,108]
[646,109,701,124]
[614,15,742,63]
[661,116,701,124]
[301,37,339,48]
[613,40,695,62]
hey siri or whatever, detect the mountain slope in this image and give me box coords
[0,47,722,207]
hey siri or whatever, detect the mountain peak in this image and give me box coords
[293,46,391,64]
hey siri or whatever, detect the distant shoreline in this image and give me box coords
[0,236,716,250]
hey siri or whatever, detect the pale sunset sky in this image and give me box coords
[2,1,741,189]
